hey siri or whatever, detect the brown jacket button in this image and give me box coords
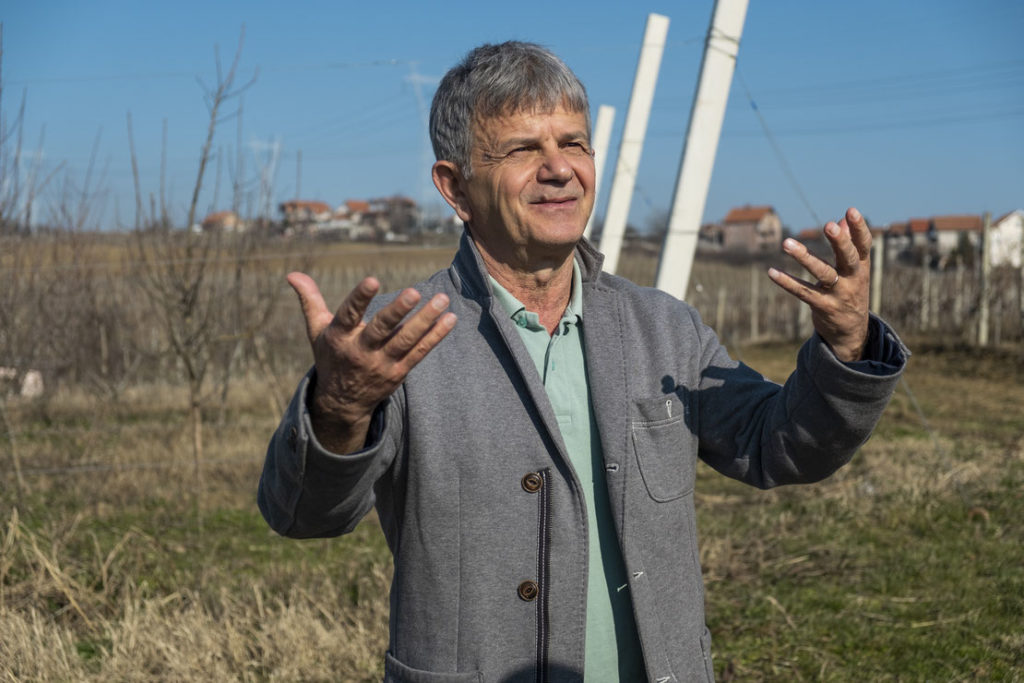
[521,472,543,493]
[518,580,539,601]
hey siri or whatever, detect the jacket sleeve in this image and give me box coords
[257,368,403,538]
[695,313,909,488]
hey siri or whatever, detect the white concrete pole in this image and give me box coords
[584,104,616,240]
[655,0,749,299]
[597,13,670,274]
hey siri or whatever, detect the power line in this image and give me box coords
[648,103,1024,140]
[724,106,1024,138]
[749,59,1024,100]
[6,58,409,87]
[734,67,821,226]
[654,60,1024,112]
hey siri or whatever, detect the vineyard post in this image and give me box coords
[978,211,991,346]
[921,252,931,332]
[749,264,759,341]
[870,235,884,315]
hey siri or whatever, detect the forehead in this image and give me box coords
[472,105,589,145]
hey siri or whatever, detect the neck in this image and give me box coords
[476,241,575,334]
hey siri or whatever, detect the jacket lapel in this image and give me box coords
[579,279,630,533]
[450,231,573,467]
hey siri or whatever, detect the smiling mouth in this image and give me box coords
[532,197,577,205]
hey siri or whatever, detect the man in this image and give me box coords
[259,42,907,682]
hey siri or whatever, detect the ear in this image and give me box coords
[432,161,473,223]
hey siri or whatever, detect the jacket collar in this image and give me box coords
[449,227,606,303]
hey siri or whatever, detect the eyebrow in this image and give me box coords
[498,136,540,149]
[497,130,590,149]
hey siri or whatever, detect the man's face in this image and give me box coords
[456,105,595,268]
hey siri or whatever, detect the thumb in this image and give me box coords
[286,272,333,344]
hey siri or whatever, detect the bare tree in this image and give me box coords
[0,22,49,501]
[128,28,257,534]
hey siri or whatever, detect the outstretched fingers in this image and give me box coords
[381,294,456,363]
[828,208,872,274]
[769,207,872,362]
[333,276,382,331]
[287,272,337,343]
[845,207,873,261]
[767,266,821,304]
[779,237,836,291]
[360,288,423,348]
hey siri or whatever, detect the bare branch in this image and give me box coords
[125,111,143,230]
[159,119,168,225]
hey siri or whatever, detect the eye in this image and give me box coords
[563,141,591,156]
[505,145,535,158]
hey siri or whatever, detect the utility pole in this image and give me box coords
[655,0,749,299]
[598,13,670,274]
[407,61,432,208]
[584,104,615,240]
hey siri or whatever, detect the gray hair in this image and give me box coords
[429,41,590,176]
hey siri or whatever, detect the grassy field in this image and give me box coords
[2,335,1022,681]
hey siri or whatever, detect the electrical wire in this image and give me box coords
[734,67,822,226]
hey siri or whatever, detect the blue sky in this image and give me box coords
[3,0,1022,232]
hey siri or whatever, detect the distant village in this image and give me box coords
[199,198,1023,269]
[199,195,461,244]
[697,205,1022,269]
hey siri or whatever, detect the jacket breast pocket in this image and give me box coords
[630,393,698,502]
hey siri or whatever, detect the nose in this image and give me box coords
[536,147,573,183]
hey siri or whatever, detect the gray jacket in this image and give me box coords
[258,233,908,682]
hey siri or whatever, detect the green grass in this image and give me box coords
[696,339,1024,681]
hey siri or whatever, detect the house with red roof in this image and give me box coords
[199,210,244,233]
[698,205,782,254]
[278,200,333,228]
[931,214,983,261]
[885,213,998,267]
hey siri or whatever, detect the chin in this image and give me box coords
[535,229,584,247]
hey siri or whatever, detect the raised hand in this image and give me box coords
[767,207,872,362]
[287,272,457,453]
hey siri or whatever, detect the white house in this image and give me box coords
[990,210,1023,268]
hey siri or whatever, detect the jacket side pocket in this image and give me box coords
[700,627,716,682]
[384,652,483,683]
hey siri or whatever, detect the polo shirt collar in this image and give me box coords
[489,259,584,332]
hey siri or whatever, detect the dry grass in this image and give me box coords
[3,343,1022,681]
[1,237,1022,680]
[1,568,390,682]
[2,377,393,681]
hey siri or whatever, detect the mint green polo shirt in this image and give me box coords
[490,262,644,681]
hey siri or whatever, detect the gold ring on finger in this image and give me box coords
[819,273,840,290]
